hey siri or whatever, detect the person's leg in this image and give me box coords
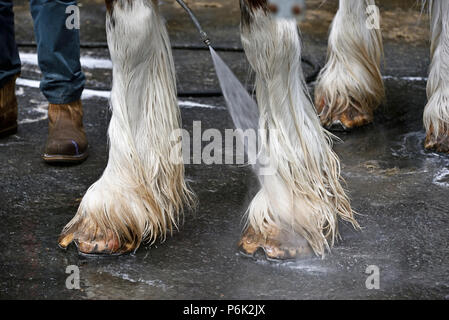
[0,0,21,137]
[59,0,194,254]
[30,0,84,104]
[424,0,449,153]
[29,0,88,163]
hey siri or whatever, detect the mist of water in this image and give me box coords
[209,47,318,258]
[209,47,264,172]
[209,47,259,135]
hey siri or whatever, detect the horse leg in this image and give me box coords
[315,0,384,131]
[238,0,359,259]
[424,0,449,153]
[58,0,194,254]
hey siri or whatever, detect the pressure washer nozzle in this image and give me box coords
[176,0,211,48]
[200,31,211,47]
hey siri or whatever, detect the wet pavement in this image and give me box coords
[1,0,448,300]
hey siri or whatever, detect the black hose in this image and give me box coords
[175,0,211,47]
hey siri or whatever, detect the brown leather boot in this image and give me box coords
[42,100,88,164]
[0,74,19,138]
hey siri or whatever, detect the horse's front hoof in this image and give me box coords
[238,226,314,261]
[58,226,136,256]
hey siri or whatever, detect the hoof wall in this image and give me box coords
[238,226,314,261]
[58,230,136,256]
[318,98,374,131]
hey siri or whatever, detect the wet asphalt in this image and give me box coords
[0,0,448,299]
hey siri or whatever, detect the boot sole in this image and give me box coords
[0,124,18,138]
[42,152,88,164]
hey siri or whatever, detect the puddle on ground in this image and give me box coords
[102,269,172,291]
[391,131,449,188]
[391,131,428,159]
[247,255,329,274]
[433,168,449,188]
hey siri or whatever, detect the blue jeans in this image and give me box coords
[0,0,85,104]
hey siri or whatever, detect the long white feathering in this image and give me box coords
[424,0,449,138]
[314,0,384,125]
[60,0,194,250]
[241,8,359,257]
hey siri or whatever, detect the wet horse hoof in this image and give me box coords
[238,226,314,261]
[58,227,136,256]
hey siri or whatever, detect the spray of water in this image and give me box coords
[209,47,262,166]
[209,47,259,133]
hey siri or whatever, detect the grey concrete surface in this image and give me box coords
[0,0,448,300]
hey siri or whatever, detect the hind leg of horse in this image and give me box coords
[314,0,384,131]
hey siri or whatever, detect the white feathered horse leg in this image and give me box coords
[315,0,384,130]
[238,0,359,259]
[58,0,194,254]
[424,0,449,153]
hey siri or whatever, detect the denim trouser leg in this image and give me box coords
[30,0,85,104]
[0,0,21,88]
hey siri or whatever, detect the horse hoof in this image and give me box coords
[317,97,374,131]
[58,226,136,256]
[238,226,314,261]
